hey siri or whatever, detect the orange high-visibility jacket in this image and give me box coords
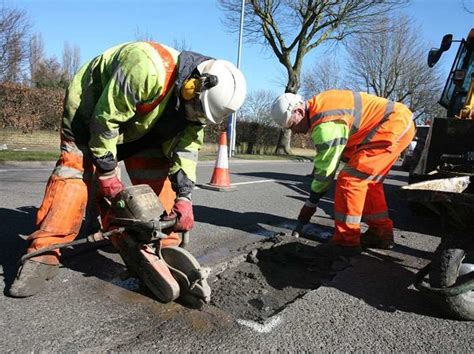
[306,90,413,196]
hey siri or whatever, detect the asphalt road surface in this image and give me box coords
[0,159,472,351]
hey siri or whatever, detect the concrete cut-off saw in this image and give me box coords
[20,184,211,307]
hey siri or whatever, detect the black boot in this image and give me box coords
[360,228,394,249]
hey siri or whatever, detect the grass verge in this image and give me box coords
[0,150,60,162]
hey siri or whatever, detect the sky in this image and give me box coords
[8,0,474,95]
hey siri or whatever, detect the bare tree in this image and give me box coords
[462,0,474,13]
[301,56,345,98]
[219,0,408,154]
[3,32,22,82]
[29,32,44,85]
[0,4,31,83]
[346,15,445,123]
[134,27,191,51]
[134,27,155,41]
[240,89,275,124]
[33,56,68,88]
[239,90,278,153]
[172,37,192,52]
[62,41,80,83]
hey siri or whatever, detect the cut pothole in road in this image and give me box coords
[210,233,344,324]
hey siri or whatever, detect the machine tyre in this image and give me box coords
[430,238,474,320]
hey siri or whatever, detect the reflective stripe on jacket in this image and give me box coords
[307,90,413,194]
[62,41,179,160]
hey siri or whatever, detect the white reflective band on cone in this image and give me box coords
[216,144,229,169]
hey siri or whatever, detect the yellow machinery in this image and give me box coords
[403,29,474,321]
[412,28,474,180]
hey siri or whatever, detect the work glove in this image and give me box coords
[97,169,124,199]
[162,197,194,232]
[96,169,124,231]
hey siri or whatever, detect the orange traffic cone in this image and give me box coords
[202,132,236,192]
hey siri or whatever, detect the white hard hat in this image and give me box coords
[196,59,247,124]
[271,93,305,128]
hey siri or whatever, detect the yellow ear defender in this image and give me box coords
[181,78,202,101]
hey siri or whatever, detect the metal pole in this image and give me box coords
[229,0,245,158]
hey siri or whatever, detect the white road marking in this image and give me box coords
[231,179,276,186]
[237,316,282,333]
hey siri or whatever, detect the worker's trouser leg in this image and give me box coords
[124,148,181,247]
[362,182,393,232]
[332,112,415,246]
[332,171,369,247]
[27,140,93,264]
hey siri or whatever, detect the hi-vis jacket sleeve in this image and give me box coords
[310,121,349,195]
[162,123,204,183]
[89,61,161,163]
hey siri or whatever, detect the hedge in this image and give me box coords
[0,83,312,153]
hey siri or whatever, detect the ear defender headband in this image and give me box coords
[181,74,219,101]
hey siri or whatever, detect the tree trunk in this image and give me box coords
[275,128,292,155]
[274,69,300,155]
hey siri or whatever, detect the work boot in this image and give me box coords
[9,258,59,298]
[360,228,394,249]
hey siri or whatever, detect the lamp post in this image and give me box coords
[229,0,245,158]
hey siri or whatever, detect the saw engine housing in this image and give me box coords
[109,184,211,306]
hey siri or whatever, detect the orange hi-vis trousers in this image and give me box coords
[28,140,181,265]
[331,111,415,247]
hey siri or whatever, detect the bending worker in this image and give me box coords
[9,41,246,297]
[271,90,415,258]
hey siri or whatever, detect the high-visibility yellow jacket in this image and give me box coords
[62,41,209,182]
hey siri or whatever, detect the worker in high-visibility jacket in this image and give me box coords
[271,90,415,258]
[9,41,246,298]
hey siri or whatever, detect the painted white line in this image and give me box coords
[237,316,282,333]
[231,179,276,186]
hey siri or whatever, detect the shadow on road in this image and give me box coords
[211,231,447,320]
[201,170,448,320]
[0,207,36,292]
[194,205,297,236]
[326,249,447,319]
[253,240,446,319]
[234,169,443,236]
[233,171,311,184]
[0,205,129,297]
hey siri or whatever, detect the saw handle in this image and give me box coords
[111,217,176,240]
